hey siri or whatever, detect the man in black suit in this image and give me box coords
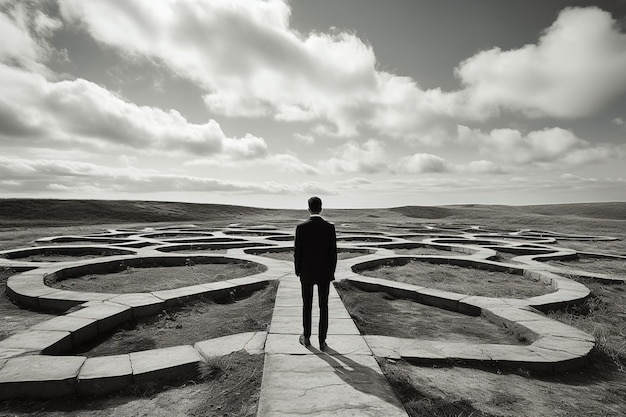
[294,196,337,351]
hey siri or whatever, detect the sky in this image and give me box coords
[1,0,625,209]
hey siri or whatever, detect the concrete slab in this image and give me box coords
[532,336,595,355]
[151,284,211,306]
[78,354,133,395]
[257,353,407,417]
[265,333,372,355]
[0,355,86,399]
[38,290,114,311]
[529,346,587,372]
[518,319,595,341]
[224,275,268,292]
[5,280,57,309]
[108,293,165,318]
[416,287,467,311]
[270,315,360,335]
[195,332,263,359]
[0,330,72,354]
[244,331,268,354]
[67,302,133,334]
[0,348,30,361]
[130,345,203,383]
[30,316,98,346]
[528,290,590,311]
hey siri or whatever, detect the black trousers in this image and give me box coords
[301,281,330,343]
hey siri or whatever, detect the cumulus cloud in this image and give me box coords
[0,63,268,158]
[54,2,626,143]
[459,160,507,174]
[397,153,452,174]
[321,139,388,174]
[269,154,320,175]
[54,0,469,141]
[456,7,626,119]
[320,140,455,175]
[457,125,618,165]
[57,0,378,135]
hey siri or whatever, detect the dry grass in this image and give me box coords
[381,359,498,417]
[547,278,626,370]
[0,268,56,340]
[335,281,524,344]
[73,282,277,356]
[546,257,626,279]
[555,240,625,255]
[360,260,552,298]
[47,261,265,293]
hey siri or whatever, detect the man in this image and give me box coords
[294,196,337,351]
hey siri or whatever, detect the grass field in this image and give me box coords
[0,199,625,417]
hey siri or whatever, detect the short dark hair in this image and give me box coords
[308,196,322,213]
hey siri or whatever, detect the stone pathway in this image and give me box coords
[0,223,623,415]
[257,278,407,416]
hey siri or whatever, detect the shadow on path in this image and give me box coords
[306,344,401,408]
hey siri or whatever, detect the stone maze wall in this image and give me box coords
[0,223,624,400]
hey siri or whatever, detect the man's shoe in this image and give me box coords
[299,335,311,347]
[319,341,328,351]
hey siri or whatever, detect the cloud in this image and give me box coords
[292,132,315,145]
[269,154,320,175]
[613,117,624,126]
[0,2,56,71]
[55,0,467,141]
[0,63,269,158]
[57,0,378,135]
[336,177,373,188]
[457,125,618,166]
[456,7,626,118]
[0,155,332,195]
[321,139,388,174]
[459,160,507,174]
[397,153,452,174]
[56,2,626,144]
[185,151,319,175]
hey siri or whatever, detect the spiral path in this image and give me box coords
[0,223,623,416]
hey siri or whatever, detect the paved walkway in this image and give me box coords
[257,278,408,417]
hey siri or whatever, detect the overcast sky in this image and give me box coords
[1,0,625,209]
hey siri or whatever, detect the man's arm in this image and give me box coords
[294,224,302,276]
[329,223,337,274]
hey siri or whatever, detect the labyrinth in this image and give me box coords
[0,223,624,415]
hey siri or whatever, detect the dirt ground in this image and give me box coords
[48,261,265,293]
[380,352,626,417]
[73,283,277,356]
[1,207,626,417]
[360,260,553,298]
[547,257,626,279]
[335,281,524,344]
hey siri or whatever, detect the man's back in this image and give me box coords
[294,216,337,284]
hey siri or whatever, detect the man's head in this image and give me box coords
[308,196,322,214]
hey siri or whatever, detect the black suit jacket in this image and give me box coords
[294,216,337,284]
